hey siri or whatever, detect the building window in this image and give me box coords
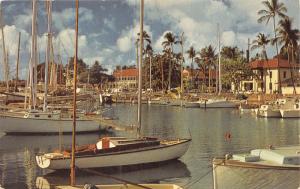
[269,82,272,90]
[283,71,286,78]
[269,71,272,79]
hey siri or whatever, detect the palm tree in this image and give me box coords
[145,43,153,90]
[162,32,176,90]
[251,33,271,93]
[186,46,196,89]
[258,0,287,93]
[136,30,151,89]
[199,45,216,93]
[221,46,239,60]
[275,17,300,94]
[194,56,205,91]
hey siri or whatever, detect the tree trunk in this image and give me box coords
[287,46,296,94]
[273,16,282,94]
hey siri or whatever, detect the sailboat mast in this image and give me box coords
[137,0,144,137]
[44,0,52,111]
[71,0,79,186]
[30,0,38,109]
[15,32,21,92]
[0,4,8,92]
[218,23,221,95]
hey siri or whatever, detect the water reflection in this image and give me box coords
[35,160,190,189]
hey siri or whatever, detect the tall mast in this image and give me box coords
[71,0,79,186]
[29,0,38,109]
[15,32,21,92]
[44,0,52,111]
[218,23,221,95]
[180,32,184,99]
[0,3,8,92]
[137,0,144,137]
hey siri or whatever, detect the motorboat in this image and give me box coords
[213,145,300,189]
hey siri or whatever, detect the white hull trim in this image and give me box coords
[0,116,101,133]
[280,109,300,118]
[36,139,191,170]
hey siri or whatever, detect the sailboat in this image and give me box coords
[0,0,103,134]
[36,0,191,170]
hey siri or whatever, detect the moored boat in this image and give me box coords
[212,145,300,189]
[0,110,102,134]
[280,99,300,118]
[200,99,239,108]
[36,137,191,170]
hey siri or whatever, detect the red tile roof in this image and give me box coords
[113,68,138,77]
[250,58,299,69]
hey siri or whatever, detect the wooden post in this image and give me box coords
[71,0,79,186]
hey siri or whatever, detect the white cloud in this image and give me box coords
[221,31,236,46]
[116,22,152,52]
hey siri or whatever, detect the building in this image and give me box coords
[237,58,300,94]
[110,68,138,90]
[183,68,218,91]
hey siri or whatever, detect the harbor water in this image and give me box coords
[0,104,299,189]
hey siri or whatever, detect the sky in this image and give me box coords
[0,0,299,80]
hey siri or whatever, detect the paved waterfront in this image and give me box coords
[0,104,299,189]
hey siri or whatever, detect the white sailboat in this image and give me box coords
[36,0,191,171]
[0,0,102,134]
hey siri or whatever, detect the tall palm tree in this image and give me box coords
[275,17,299,94]
[258,0,287,94]
[186,46,196,89]
[199,45,216,93]
[145,43,153,90]
[136,30,151,88]
[194,56,205,91]
[251,33,271,93]
[162,32,176,90]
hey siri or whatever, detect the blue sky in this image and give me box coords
[0,0,299,80]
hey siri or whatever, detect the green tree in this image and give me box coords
[186,46,196,89]
[162,32,176,90]
[275,17,300,94]
[258,0,287,93]
[251,33,271,93]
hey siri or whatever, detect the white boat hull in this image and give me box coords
[0,115,101,134]
[184,102,200,108]
[258,109,281,118]
[280,109,300,118]
[200,101,238,108]
[36,139,191,170]
[213,163,299,189]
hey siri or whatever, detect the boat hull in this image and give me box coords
[0,115,101,134]
[36,139,191,170]
[213,160,300,189]
[200,101,238,108]
[280,109,300,118]
[258,109,281,118]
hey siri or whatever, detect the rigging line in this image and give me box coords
[182,165,213,188]
[80,168,152,189]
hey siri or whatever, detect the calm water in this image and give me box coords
[0,104,299,189]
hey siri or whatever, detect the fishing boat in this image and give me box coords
[212,145,300,189]
[36,0,190,172]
